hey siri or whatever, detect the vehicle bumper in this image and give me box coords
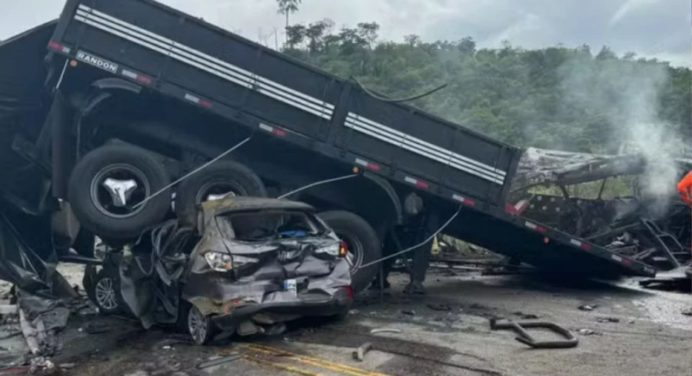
[209,287,352,330]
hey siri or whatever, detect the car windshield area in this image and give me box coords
[220,210,327,241]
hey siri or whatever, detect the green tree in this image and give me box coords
[277,0,301,29]
[277,23,691,153]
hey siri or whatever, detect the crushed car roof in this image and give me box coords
[201,196,315,216]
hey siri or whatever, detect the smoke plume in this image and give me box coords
[559,56,684,216]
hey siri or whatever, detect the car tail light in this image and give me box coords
[339,241,349,257]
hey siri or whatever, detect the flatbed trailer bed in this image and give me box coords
[6,0,655,278]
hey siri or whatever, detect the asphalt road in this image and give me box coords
[1,267,691,376]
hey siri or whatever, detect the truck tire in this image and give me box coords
[175,161,267,227]
[68,144,171,240]
[318,211,381,294]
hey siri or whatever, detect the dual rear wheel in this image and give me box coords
[68,144,266,238]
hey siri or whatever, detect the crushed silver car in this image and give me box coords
[89,197,353,344]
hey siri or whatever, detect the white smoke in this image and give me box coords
[559,56,683,216]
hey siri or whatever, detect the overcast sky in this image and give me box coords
[2,0,690,67]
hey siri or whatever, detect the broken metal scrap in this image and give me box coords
[489,318,579,349]
[352,342,373,362]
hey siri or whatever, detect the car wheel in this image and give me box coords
[175,161,267,228]
[186,304,216,345]
[318,211,381,294]
[90,268,123,315]
[68,144,171,240]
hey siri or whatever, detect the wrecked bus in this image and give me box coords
[0,0,655,298]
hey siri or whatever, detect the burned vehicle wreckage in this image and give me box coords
[511,148,692,274]
[0,0,690,362]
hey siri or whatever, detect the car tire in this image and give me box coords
[183,303,216,345]
[318,211,381,294]
[89,268,123,315]
[68,144,171,240]
[175,161,267,228]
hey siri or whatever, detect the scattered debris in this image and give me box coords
[682,308,692,316]
[490,318,579,349]
[28,357,57,375]
[352,342,373,362]
[0,305,16,315]
[577,328,602,336]
[596,317,620,323]
[578,304,598,311]
[426,303,452,312]
[401,310,416,316]
[370,328,402,335]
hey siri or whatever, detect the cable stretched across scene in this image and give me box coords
[133,137,252,209]
[359,206,463,269]
[278,174,360,199]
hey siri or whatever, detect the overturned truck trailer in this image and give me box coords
[0,0,655,295]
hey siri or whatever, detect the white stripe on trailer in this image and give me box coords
[347,113,506,178]
[75,5,334,120]
[345,113,506,181]
[347,119,504,184]
[344,115,505,184]
[345,118,504,185]
[611,254,623,263]
[570,239,582,247]
[344,117,501,183]
[76,9,332,118]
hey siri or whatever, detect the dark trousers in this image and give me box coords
[410,212,439,283]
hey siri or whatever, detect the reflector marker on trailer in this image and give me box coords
[611,254,623,263]
[74,5,334,120]
[571,238,593,251]
[505,203,520,215]
[452,194,476,207]
[354,158,381,171]
[121,69,153,85]
[258,123,287,137]
[404,176,429,190]
[184,93,212,108]
[48,41,71,54]
[525,221,547,233]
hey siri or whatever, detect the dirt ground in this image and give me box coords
[1,265,691,376]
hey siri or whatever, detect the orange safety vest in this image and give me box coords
[678,171,692,206]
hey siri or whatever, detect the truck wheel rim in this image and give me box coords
[195,181,241,203]
[95,277,118,311]
[188,305,208,344]
[91,164,151,219]
[340,235,365,273]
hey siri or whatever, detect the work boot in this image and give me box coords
[403,281,425,295]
